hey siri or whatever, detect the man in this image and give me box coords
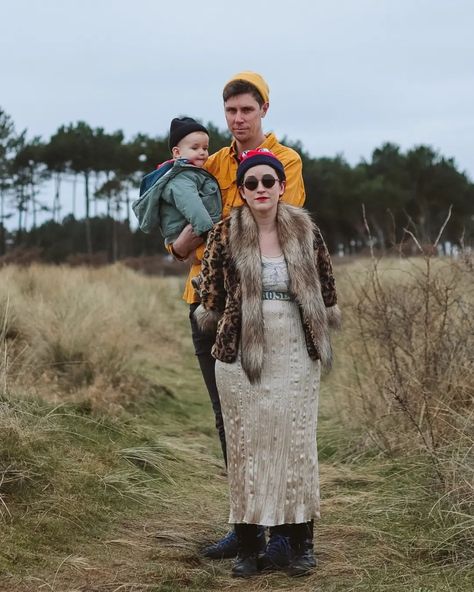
[171,71,306,567]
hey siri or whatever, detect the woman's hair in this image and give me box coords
[223,80,265,106]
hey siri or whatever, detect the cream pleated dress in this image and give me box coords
[215,255,321,526]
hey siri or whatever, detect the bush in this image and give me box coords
[331,249,474,566]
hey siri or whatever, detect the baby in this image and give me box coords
[133,117,222,253]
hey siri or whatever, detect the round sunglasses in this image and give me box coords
[242,174,279,191]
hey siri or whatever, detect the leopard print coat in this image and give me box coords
[194,202,340,383]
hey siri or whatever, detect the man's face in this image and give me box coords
[224,93,268,145]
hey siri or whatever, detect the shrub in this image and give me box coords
[330,244,473,566]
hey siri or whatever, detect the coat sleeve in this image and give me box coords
[314,227,342,328]
[281,151,305,207]
[193,224,227,333]
[166,172,215,236]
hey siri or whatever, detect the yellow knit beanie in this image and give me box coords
[224,71,270,103]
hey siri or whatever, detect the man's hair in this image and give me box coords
[223,80,265,106]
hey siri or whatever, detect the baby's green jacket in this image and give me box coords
[132,159,222,245]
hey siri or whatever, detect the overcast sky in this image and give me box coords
[2,0,473,181]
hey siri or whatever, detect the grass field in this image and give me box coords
[0,260,473,591]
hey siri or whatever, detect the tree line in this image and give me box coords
[1,106,473,263]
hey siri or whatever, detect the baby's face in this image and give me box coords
[174,131,209,167]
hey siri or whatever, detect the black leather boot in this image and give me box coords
[232,523,260,578]
[287,521,317,577]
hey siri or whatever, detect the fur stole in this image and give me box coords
[229,202,332,383]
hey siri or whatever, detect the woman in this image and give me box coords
[195,149,340,578]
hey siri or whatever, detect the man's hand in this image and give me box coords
[171,224,205,260]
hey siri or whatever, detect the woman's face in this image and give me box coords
[239,164,285,216]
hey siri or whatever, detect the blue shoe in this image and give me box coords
[202,530,239,559]
[257,532,291,571]
[203,527,265,559]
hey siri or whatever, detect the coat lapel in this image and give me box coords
[229,205,264,383]
[278,204,332,370]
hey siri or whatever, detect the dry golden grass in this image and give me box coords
[0,264,187,411]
